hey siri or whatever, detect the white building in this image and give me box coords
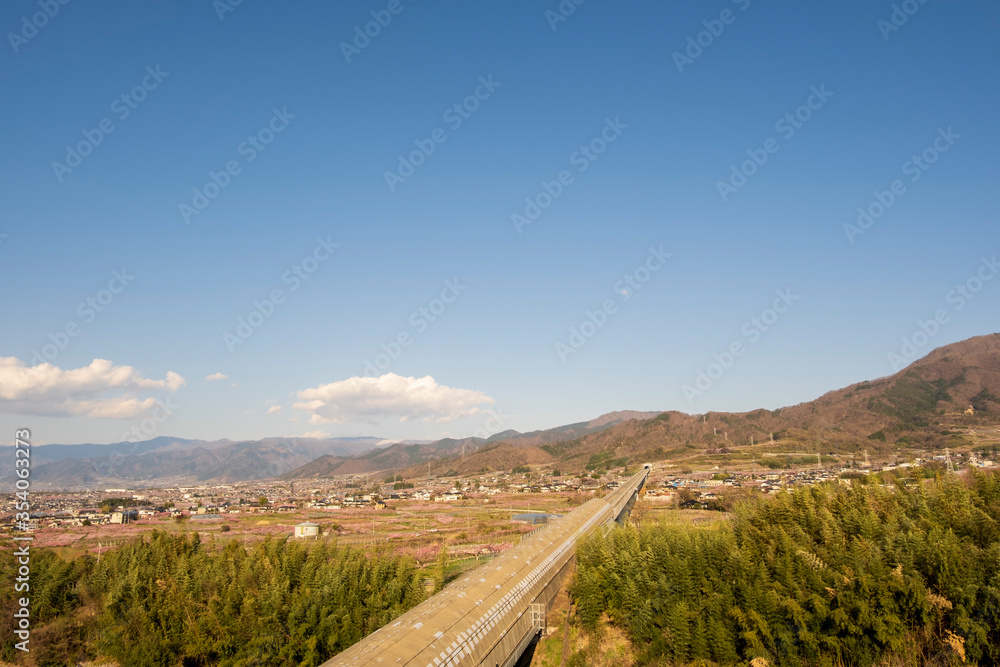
[294,522,320,538]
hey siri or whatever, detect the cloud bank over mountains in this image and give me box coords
[294,373,495,425]
[0,357,184,419]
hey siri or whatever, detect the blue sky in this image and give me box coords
[1,0,997,445]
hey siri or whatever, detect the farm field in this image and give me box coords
[18,492,593,570]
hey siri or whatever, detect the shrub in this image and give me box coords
[574,470,1000,664]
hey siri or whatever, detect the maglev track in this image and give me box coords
[323,468,649,667]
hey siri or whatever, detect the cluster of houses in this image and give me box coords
[1,472,599,530]
[638,449,997,509]
[5,447,997,532]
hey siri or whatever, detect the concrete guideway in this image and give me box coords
[324,468,649,666]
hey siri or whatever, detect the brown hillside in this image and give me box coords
[415,334,1000,475]
[278,334,1000,479]
[400,442,553,478]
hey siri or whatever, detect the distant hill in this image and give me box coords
[481,410,661,447]
[0,436,386,490]
[1,436,200,468]
[12,335,999,488]
[400,442,554,478]
[522,333,1000,472]
[298,334,1000,479]
[781,333,1000,434]
[279,410,660,480]
[281,441,455,480]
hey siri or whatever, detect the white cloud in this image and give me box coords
[293,373,494,424]
[205,372,228,381]
[0,357,184,419]
[267,405,282,414]
[278,429,330,439]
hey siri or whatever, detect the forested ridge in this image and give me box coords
[572,470,1000,666]
[0,532,426,666]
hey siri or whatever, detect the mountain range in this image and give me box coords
[278,410,661,480]
[0,436,385,490]
[285,334,1000,480]
[6,334,999,490]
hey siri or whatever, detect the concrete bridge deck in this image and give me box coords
[323,468,648,667]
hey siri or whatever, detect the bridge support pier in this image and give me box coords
[614,486,644,524]
[500,605,546,667]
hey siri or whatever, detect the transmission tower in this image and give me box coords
[945,447,955,474]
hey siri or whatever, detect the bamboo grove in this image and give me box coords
[572,469,1000,666]
[0,532,426,666]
